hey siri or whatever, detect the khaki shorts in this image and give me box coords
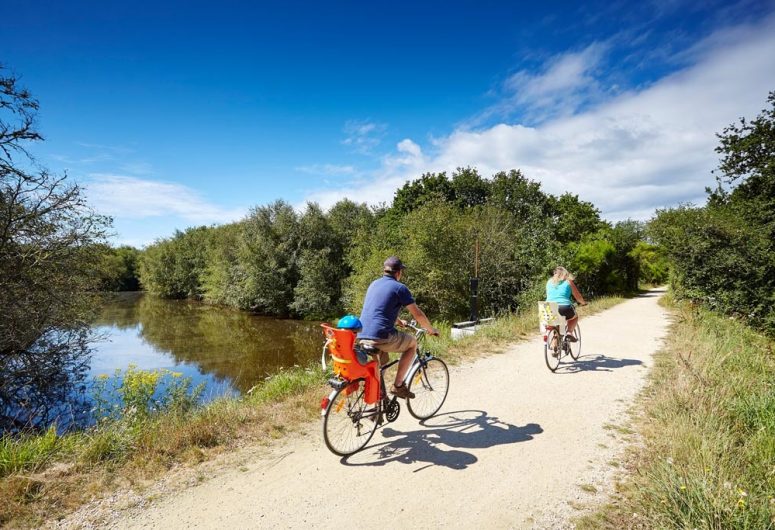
[358,330,415,354]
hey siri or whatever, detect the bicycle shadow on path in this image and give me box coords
[554,354,643,374]
[340,409,542,471]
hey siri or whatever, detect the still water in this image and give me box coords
[91,293,324,399]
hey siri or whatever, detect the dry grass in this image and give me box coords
[0,295,626,528]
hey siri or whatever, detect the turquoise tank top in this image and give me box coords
[546,279,572,305]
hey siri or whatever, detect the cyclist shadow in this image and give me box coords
[340,409,542,471]
[556,354,642,373]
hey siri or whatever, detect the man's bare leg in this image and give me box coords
[394,344,417,387]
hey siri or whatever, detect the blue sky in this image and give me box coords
[2,0,774,246]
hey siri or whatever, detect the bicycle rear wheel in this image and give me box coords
[322,379,379,456]
[568,323,582,360]
[407,357,449,420]
[544,328,561,372]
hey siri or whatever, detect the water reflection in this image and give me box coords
[0,329,92,433]
[92,293,322,395]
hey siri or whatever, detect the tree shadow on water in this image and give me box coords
[340,410,542,471]
[555,354,643,374]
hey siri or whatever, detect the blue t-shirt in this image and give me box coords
[358,275,415,340]
[546,279,572,306]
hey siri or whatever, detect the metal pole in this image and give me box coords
[470,236,479,322]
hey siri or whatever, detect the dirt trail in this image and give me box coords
[63,290,670,529]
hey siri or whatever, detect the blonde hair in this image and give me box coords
[551,266,574,285]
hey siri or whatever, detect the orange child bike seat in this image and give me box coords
[321,324,380,404]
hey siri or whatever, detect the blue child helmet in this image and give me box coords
[337,314,362,331]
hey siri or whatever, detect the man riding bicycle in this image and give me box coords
[357,256,439,399]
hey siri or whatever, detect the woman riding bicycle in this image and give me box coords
[545,266,587,342]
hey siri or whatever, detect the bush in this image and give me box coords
[651,92,775,335]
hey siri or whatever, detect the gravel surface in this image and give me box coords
[52,289,669,529]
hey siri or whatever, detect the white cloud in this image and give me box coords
[472,43,610,126]
[86,174,245,224]
[342,120,387,154]
[303,14,775,221]
[295,164,358,177]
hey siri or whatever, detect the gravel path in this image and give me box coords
[56,290,670,529]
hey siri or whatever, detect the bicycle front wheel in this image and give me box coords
[322,379,379,456]
[407,357,449,420]
[568,323,581,360]
[544,328,561,372]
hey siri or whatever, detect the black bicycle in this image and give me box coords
[544,320,582,372]
[321,322,450,456]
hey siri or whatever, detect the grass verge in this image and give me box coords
[0,295,626,528]
[578,295,775,529]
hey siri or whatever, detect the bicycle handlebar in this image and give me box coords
[405,320,438,337]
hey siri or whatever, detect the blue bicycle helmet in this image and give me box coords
[337,314,362,331]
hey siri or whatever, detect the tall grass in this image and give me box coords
[580,296,775,529]
[0,295,624,527]
[0,426,63,478]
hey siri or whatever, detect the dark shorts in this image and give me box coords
[558,305,577,320]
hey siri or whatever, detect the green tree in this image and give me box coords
[0,67,110,430]
[549,193,606,244]
[650,93,775,332]
[290,203,342,318]
[489,169,551,222]
[239,200,299,316]
[392,172,454,214]
[630,240,669,286]
[450,167,491,208]
[569,234,617,296]
[200,223,246,307]
[97,245,140,291]
[711,91,775,217]
[138,226,211,299]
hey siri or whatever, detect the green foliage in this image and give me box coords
[138,226,211,299]
[246,366,325,404]
[651,92,775,334]
[569,221,646,295]
[630,241,669,285]
[139,165,646,321]
[238,200,300,315]
[549,192,606,244]
[97,245,140,291]
[396,202,471,318]
[392,171,455,214]
[451,167,491,208]
[570,234,617,295]
[200,223,246,307]
[651,205,773,328]
[489,169,549,222]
